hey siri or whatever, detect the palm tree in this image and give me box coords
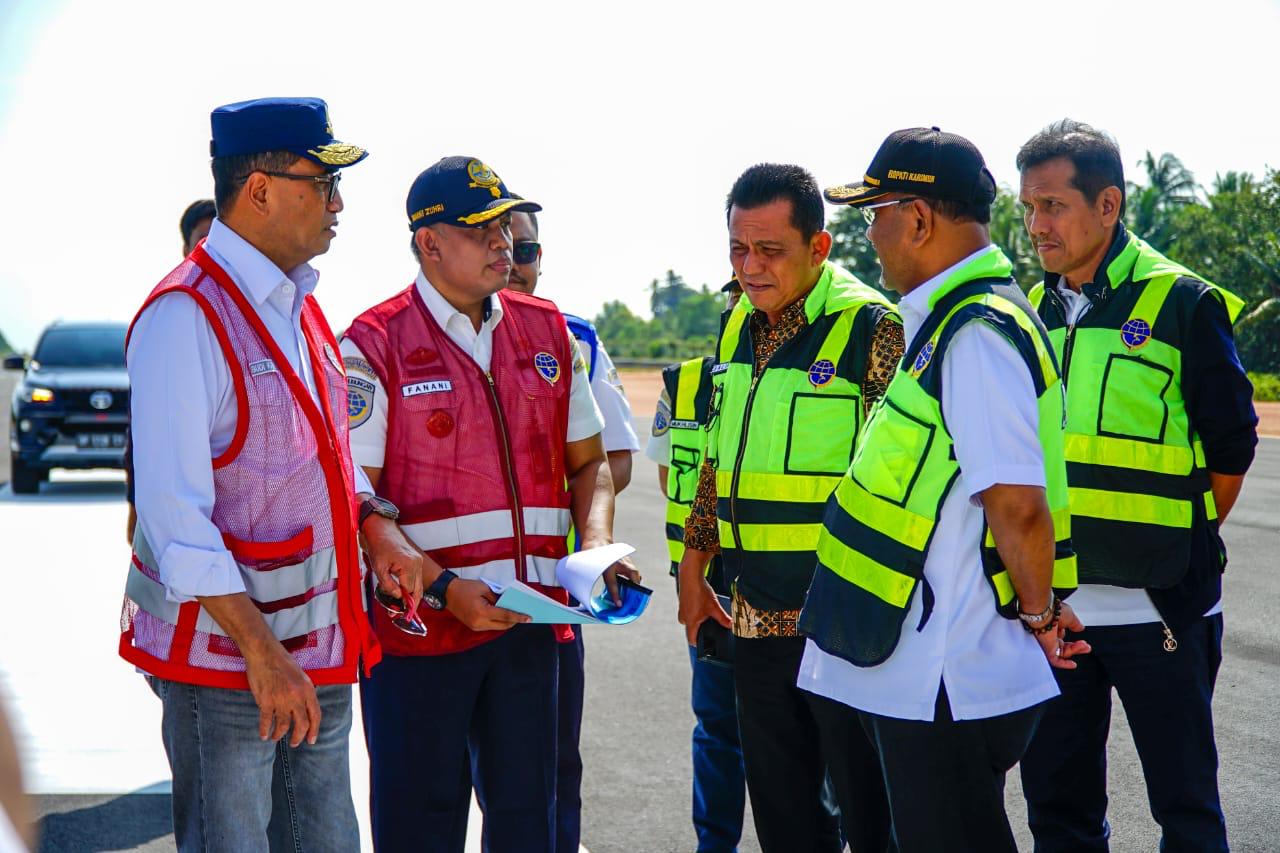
[1126,151,1202,251]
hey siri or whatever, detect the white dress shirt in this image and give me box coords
[585,339,641,454]
[342,272,604,469]
[128,219,372,603]
[1049,282,1221,626]
[797,246,1060,722]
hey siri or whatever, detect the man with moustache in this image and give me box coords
[799,126,1084,852]
[677,163,902,852]
[504,205,640,853]
[122,97,422,851]
[1016,119,1257,853]
[341,156,638,852]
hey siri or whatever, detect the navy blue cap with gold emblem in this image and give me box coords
[825,126,996,208]
[210,97,367,168]
[407,156,542,231]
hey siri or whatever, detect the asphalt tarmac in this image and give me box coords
[3,371,1277,850]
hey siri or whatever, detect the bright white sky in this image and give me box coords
[2,0,1278,351]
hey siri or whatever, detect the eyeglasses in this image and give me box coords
[372,582,427,637]
[860,197,921,226]
[257,170,342,205]
[513,241,541,265]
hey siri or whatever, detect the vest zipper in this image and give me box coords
[484,370,526,581]
[1160,620,1178,652]
[1046,288,1078,389]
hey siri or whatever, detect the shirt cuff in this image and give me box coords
[158,542,246,603]
[966,464,1046,505]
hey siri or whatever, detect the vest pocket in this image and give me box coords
[1097,354,1173,443]
[782,393,859,476]
[849,400,934,506]
[221,526,314,570]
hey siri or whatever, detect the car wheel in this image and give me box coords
[9,455,46,494]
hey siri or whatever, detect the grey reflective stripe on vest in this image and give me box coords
[126,561,342,639]
[399,506,570,551]
[448,555,561,586]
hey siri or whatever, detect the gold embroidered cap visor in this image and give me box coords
[824,125,996,209]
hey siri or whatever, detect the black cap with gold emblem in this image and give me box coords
[406,156,542,231]
[825,126,996,208]
[210,97,367,168]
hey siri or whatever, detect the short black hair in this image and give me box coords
[725,163,824,240]
[1016,119,1127,217]
[179,199,216,248]
[210,151,303,216]
[923,196,991,225]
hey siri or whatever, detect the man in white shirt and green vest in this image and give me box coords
[797,128,1087,853]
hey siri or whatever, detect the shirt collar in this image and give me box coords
[202,218,318,306]
[898,246,992,337]
[414,271,503,331]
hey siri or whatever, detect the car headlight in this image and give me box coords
[22,386,55,403]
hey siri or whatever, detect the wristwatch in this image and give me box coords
[358,496,400,532]
[423,569,459,611]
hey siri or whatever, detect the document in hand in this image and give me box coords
[483,543,652,625]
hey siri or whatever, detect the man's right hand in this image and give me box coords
[446,578,532,631]
[677,549,731,646]
[244,644,321,747]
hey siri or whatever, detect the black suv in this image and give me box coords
[5,321,129,494]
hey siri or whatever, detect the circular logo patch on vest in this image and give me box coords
[911,340,936,375]
[808,359,836,387]
[1120,318,1152,350]
[534,352,561,384]
[427,409,455,438]
[347,376,375,428]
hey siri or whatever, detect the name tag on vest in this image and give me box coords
[709,362,730,375]
[670,418,699,430]
[402,380,453,398]
[249,359,278,377]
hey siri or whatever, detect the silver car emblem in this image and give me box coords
[89,390,114,410]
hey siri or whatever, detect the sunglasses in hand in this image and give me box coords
[372,580,427,637]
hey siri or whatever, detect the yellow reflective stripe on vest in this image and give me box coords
[989,569,1015,606]
[716,469,843,504]
[675,359,703,421]
[718,518,823,552]
[1063,432,1193,475]
[719,306,748,362]
[834,477,933,553]
[1128,274,1176,326]
[814,307,856,365]
[1069,486,1192,527]
[816,530,916,608]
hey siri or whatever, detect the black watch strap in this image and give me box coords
[425,570,459,610]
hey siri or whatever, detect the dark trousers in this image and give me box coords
[688,645,746,853]
[859,687,1042,853]
[1020,614,1227,853]
[734,635,841,853]
[808,694,892,853]
[555,629,585,853]
[360,625,559,853]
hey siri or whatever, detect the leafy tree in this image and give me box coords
[650,270,696,319]
[827,207,884,291]
[1127,151,1199,252]
[989,186,1041,289]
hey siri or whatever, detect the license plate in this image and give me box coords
[77,433,124,449]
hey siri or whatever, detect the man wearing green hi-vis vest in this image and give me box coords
[1015,120,1258,853]
[677,163,904,853]
[796,127,1088,853]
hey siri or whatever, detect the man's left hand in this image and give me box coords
[582,537,641,606]
[360,515,425,606]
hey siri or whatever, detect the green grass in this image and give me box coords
[1250,372,1280,402]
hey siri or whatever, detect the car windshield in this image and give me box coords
[33,327,127,368]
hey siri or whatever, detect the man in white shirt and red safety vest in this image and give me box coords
[341,156,638,853]
[122,97,425,852]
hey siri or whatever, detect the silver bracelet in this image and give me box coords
[1017,599,1054,625]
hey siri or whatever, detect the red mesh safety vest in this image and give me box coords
[119,244,379,689]
[345,285,573,656]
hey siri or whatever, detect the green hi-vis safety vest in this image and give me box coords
[798,247,1077,668]
[1028,228,1245,589]
[662,357,715,571]
[707,261,896,611]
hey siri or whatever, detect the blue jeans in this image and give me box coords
[689,645,746,853]
[1020,614,1227,853]
[147,676,359,853]
[360,624,559,853]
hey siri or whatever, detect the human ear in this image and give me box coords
[811,230,833,265]
[1099,186,1123,228]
